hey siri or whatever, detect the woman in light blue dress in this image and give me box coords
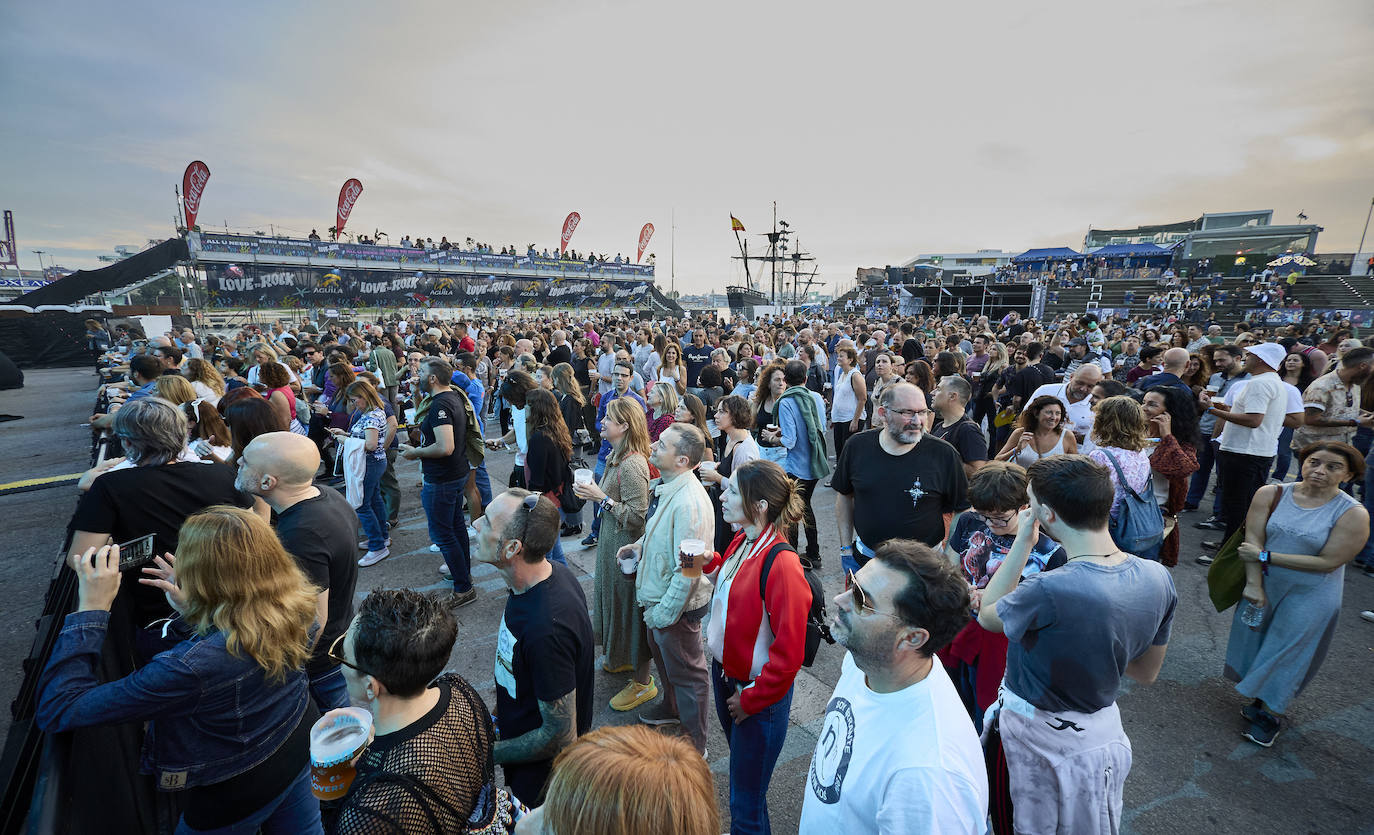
[1225,441,1368,747]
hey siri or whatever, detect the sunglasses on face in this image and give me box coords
[846,570,902,620]
[328,633,371,679]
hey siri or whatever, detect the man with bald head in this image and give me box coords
[237,431,359,710]
[1029,365,1105,453]
[1136,347,1194,396]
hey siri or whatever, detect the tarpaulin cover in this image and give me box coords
[0,312,96,367]
[11,238,189,307]
[1011,247,1083,263]
[1086,243,1174,258]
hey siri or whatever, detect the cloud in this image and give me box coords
[2,0,1372,287]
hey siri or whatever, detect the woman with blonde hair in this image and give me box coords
[646,381,678,442]
[38,506,323,834]
[153,373,197,407]
[185,357,226,407]
[517,725,718,835]
[573,397,653,711]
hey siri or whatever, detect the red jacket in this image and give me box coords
[703,527,811,714]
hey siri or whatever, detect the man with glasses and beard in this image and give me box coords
[800,539,988,834]
[834,383,970,578]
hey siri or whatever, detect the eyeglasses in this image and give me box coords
[328,633,373,679]
[846,570,903,620]
[975,510,1018,527]
[886,407,928,421]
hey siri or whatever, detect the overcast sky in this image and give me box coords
[3,0,1372,293]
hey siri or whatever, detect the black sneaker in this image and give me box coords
[1242,710,1281,747]
[580,534,598,547]
[560,524,583,537]
[1194,517,1225,531]
[439,588,478,609]
[1240,699,1263,723]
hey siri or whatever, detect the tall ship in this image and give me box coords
[728,204,821,317]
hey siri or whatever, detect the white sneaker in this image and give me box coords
[358,547,391,567]
[439,562,451,577]
[430,544,440,553]
[1361,610,1374,624]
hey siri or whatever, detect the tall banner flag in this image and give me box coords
[636,222,654,263]
[560,211,581,255]
[336,178,364,238]
[0,211,16,266]
[182,161,211,231]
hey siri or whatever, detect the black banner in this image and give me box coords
[204,263,670,311]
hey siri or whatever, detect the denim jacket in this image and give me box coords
[37,610,309,791]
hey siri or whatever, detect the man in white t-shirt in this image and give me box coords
[1202,344,1290,542]
[801,540,989,835]
[1028,365,1102,454]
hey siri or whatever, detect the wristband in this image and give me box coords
[840,545,852,553]
[1258,549,1270,576]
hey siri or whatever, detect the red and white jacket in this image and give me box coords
[703,526,811,715]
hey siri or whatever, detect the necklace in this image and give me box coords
[1067,550,1122,562]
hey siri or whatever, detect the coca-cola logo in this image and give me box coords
[338,180,363,222]
[561,212,580,247]
[184,162,210,216]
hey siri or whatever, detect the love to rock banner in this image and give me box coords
[203,263,662,310]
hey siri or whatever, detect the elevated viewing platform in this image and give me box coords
[190,232,654,281]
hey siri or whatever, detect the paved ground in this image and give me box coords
[3,367,1374,833]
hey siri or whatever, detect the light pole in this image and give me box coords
[1358,196,1373,259]
[31,250,45,273]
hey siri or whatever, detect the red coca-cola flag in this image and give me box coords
[560,211,581,254]
[636,222,654,263]
[182,161,211,231]
[336,179,364,237]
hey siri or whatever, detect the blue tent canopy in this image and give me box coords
[1087,243,1173,259]
[1011,247,1083,263]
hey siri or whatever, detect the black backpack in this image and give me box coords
[758,543,834,667]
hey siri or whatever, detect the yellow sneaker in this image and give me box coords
[602,662,635,673]
[609,677,658,712]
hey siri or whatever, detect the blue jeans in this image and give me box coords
[1271,425,1295,481]
[175,766,322,834]
[548,535,567,566]
[309,665,350,711]
[1185,437,1224,515]
[474,462,493,506]
[711,661,793,835]
[422,477,472,592]
[357,456,388,550]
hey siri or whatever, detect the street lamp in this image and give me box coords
[31,250,45,272]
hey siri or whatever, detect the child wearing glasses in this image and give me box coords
[940,462,1067,731]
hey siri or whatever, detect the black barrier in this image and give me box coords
[0,313,95,369]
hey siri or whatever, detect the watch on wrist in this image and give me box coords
[1258,549,1270,576]
[601,497,616,513]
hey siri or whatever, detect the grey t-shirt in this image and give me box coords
[996,556,1177,713]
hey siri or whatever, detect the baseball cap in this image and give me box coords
[1066,337,1088,347]
[1244,343,1286,371]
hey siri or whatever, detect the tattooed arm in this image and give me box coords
[493,691,577,765]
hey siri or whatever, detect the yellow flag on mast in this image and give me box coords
[730,215,745,232]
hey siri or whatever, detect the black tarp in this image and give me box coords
[11,238,189,307]
[0,313,95,368]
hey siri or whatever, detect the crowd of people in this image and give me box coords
[35,302,1374,834]
[300,229,650,265]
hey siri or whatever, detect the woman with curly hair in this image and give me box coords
[996,395,1078,466]
[1088,395,1157,553]
[1142,385,1201,567]
[185,357,226,407]
[38,506,323,834]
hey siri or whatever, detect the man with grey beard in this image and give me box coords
[833,383,970,577]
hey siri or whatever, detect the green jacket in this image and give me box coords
[366,347,400,386]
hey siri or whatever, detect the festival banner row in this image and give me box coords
[203,263,662,310]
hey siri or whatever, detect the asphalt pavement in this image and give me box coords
[2,367,1373,833]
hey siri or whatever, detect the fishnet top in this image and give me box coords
[333,674,498,834]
